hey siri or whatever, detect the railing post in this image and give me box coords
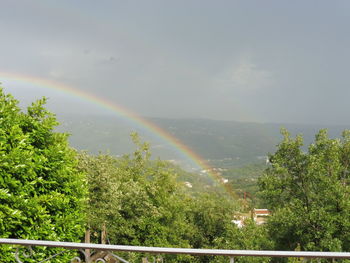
[230,256,235,263]
[101,223,107,244]
[85,229,91,262]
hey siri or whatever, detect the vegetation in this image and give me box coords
[3,88,350,262]
[77,133,255,262]
[0,88,86,262]
[259,128,350,253]
[78,134,193,248]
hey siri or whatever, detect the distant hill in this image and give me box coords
[56,113,350,169]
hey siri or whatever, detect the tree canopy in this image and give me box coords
[259,128,350,252]
[77,133,272,263]
[0,88,86,261]
[9,85,350,262]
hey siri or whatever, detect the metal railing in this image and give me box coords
[1,238,350,262]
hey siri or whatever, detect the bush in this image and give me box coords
[0,88,87,262]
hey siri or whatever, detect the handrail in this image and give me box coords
[1,238,350,259]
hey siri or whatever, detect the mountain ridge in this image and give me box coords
[56,113,350,168]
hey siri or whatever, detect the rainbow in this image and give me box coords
[0,72,238,198]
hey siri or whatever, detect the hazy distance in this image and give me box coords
[1,0,350,125]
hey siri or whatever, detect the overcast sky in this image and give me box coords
[1,0,350,125]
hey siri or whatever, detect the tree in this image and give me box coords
[186,192,239,250]
[0,88,87,262]
[259,128,350,253]
[214,220,272,263]
[77,133,196,262]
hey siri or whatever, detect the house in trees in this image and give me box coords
[252,209,270,225]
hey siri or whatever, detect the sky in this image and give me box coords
[1,0,350,125]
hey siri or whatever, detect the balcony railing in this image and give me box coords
[1,238,350,262]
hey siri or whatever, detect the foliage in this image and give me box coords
[187,192,239,249]
[259,128,350,253]
[0,88,87,262]
[185,193,269,263]
[78,133,196,262]
[214,220,272,263]
[77,133,270,263]
[7,87,350,262]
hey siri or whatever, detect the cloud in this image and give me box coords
[216,57,273,94]
[48,70,64,79]
[40,46,121,82]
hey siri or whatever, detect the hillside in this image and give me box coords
[56,113,350,169]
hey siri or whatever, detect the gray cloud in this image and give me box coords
[1,0,350,125]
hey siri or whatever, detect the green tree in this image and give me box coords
[0,88,87,262]
[77,133,196,262]
[79,133,261,263]
[187,192,238,250]
[214,220,272,263]
[259,128,350,253]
